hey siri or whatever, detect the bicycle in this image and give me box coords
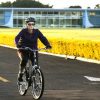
[17,47,47,100]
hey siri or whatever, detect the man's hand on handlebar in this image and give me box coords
[46,45,52,49]
[17,46,52,51]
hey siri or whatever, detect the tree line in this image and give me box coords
[0,0,99,8]
[0,0,53,8]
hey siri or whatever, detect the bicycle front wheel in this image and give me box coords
[31,68,44,100]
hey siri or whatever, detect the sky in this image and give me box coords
[0,0,100,9]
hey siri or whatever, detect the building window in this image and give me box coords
[66,19,72,26]
[24,11,29,16]
[36,18,41,27]
[13,19,18,27]
[18,19,23,27]
[0,11,4,24]
[48,18,53,27]
[54,17,59,27]
[36,11,41,15]
[41,18,46,27]
[42,12,47,16]
[95,11,100,16]
[17,11,23,17]
[30,11,36,16]
[54,12,59,15]
[66,12,72,16]
[60,11,66,16]
[60,18,65,25]
[13,11,18,16]
[0,11,4,19]
[89,12,96,16]
[48,12,53,16]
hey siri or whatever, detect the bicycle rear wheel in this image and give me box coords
[17,71,29,96]
[31,68,44,100]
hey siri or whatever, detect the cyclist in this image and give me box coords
[15,17,51,81]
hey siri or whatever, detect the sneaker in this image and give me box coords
[18,73,23,82]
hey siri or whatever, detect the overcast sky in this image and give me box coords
[0,0,100,8]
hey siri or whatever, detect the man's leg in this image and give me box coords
[18,50,29,81]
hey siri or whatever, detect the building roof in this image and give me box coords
[0,7,100,12]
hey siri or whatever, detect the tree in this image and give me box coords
[0,0,53,8]
[0,1,12,7]
[16,0,33,1]
[87,7,91,9]
[95,4,100,8]
[69,6,82,8]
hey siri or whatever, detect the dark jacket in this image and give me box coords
[15,28,50,49]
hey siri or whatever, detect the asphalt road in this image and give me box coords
[0,46,100,100]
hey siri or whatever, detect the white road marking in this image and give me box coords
[0,76,10,82]
[84,76,100,82]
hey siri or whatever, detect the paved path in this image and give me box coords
[0,46,100,100]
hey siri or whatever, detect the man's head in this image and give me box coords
[25,17,36,29]
[25,17,36,23]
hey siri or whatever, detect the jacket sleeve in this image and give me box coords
[15,29,23,46]
[37,29,51,46]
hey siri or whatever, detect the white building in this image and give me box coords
[0,8,100,28]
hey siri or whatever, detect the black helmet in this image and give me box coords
[25,17,36,23]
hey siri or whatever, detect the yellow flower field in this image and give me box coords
[0,28,100,60]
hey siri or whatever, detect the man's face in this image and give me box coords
[27,22,35,30]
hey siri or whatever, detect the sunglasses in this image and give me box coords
[28,23,35,26]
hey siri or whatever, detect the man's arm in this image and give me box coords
[38,29,51,48]
[15,29,23,47]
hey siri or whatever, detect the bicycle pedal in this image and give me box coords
[17,82,23,85]
[28,78,30,80]
[32,76,35,78]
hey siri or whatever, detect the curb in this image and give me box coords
[0,44,100,64]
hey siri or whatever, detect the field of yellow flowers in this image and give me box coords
[0,28,100,60]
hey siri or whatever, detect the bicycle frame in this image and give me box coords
[18,47,46,79]
[17,47,47,99]
[18,47,46,77]
[18,47,46,66]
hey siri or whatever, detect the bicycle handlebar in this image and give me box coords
[17,47,47,52]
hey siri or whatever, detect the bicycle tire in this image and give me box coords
[17,71,28,96]
[31,68,44,100]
